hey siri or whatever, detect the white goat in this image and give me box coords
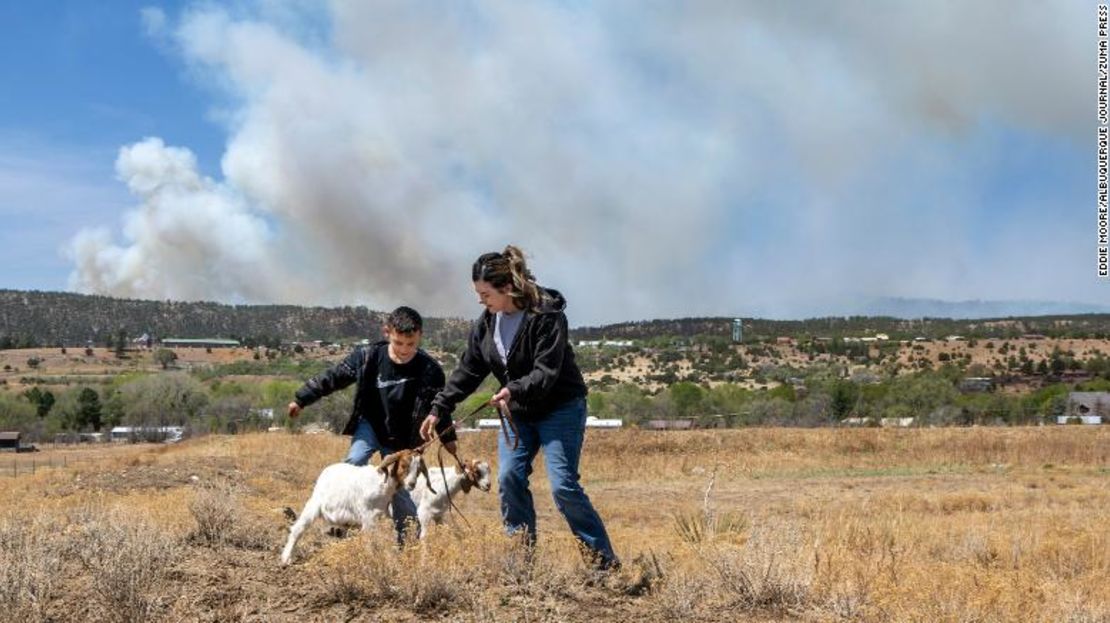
[281,449,432,565]
[409,458,492,539]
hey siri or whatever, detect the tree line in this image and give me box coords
[2,362,1096,443]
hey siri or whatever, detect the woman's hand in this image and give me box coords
[491,387,511,408]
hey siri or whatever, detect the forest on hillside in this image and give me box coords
[4,289,1110,351]
[0,290,471,349]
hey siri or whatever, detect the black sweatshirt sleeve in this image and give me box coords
[294,347,363,408]
[430,318,491,419]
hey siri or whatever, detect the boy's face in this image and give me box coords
[385,328,421,364]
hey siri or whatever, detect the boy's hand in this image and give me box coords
[419,414,439,441]
[287,402,302,419]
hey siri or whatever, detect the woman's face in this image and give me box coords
[474,280,518,314]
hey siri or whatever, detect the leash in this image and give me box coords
[414,399,519,453]
[414,399,519,531]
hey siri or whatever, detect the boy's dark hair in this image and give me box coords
[385,306,423,334]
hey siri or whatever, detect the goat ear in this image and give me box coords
[418,459,436,494]
[377,453,394,477]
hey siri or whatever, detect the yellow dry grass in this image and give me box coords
[1,427,1107,622]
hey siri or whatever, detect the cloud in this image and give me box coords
[67,1,1091,322]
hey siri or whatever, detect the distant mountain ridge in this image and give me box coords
[846,297,1110,319]
[2,289,1109,348]
[0,289,471,348]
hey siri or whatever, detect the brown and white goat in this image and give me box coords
[408,459,492,539]
[280,449,431,565]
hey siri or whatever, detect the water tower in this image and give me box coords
[732,318,743,343]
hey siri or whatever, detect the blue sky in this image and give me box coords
[0,1,223,171]
[0,1,223,291]
[0,1,1097,324]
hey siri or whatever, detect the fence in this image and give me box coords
[5,454,72,478]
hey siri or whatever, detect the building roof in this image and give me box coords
[162,338,241,346]
[1067,392,1110,401]
[0,431,21,441]
[645,419,695,430]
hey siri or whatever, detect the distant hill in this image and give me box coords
[3,289,1110,349]
[573,314,1110,342]
[0,290,471,348]
[844,297,1110,319]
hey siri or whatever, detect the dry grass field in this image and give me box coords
[1,427,1107,622]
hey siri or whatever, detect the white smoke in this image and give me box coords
[67,1,1090,322]
[67,137,291,302]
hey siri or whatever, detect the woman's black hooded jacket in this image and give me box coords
[430,287,587,423]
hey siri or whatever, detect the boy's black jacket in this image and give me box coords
[294,341,455,447]
[431,287,587,423]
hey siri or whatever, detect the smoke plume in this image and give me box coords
[68,1,1089,322]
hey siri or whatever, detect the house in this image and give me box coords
[585,416,622,429]
[0,431,20,451]
[577,339,633,348]
[109,426,185,443]
[1057,392,1110,425]
[1057,415,1104,425]
[644,419,696,430]
[161,338,241,348]
[959,377,995,393]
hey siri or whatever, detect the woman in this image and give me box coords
[420,245,619,570]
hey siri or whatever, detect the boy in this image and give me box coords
[288,306,455,537]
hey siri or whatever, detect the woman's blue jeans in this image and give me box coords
[345,417,417,540]
[497,396,619,568]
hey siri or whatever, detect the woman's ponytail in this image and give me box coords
[471,245,542,311]
[503,245,541,311]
